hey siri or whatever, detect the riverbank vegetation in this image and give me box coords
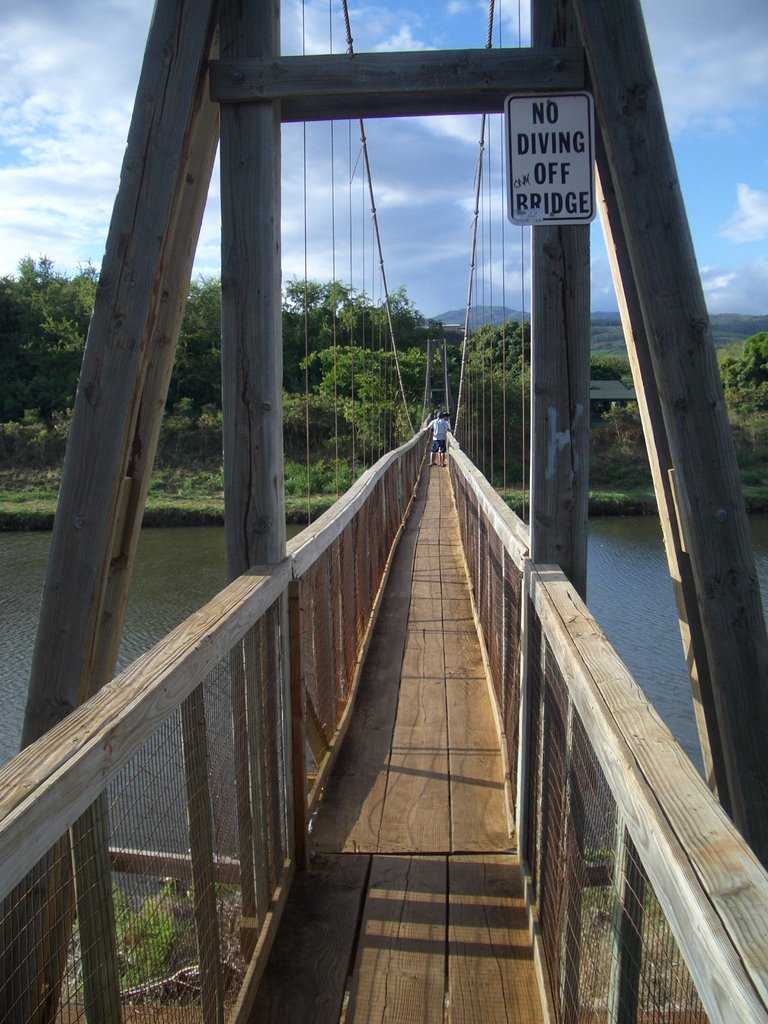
[2,257,767,528]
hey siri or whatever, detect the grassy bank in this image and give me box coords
[4,468,768,531]
[0,468,338,531]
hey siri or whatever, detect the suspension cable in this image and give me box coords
[454,0,496,438]
[454,117,486,438]
[301,0,312,520]
[341,0,415,437]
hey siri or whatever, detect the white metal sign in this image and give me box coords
[505,93,596,225]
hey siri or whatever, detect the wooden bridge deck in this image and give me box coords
[252,467,544,1023]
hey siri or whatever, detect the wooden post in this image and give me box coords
[220,0,285,577]
[607,814,644,1024]
[573,0,768,862]
[289,582,309,870]
[22,0,220,745]
[219,0,295,915]
[516,568,533,859]
[529,0,591,599]
[70,799,121,1024]
[181,686,225,1024]
[595,139,728,808]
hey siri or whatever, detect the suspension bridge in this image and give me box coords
[2,0,768,1021]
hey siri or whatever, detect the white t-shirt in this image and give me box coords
[428,417,450,441]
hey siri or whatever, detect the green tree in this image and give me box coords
[720,332,768,412]
[455,320,530,485]
[0,257,96,421]
[168,275,222,412]
[590,353,632,385]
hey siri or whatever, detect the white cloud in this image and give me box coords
[700,259,768,314]
[641,0,768,133]
[721,184,768,243]
[375,25,429,51]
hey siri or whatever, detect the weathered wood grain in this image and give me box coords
[448,678,510,852]
[254,854,369,1023]
[210,48,586,120]
[346,856,447,1024]
[309,468,426,855]
[448,855,543,1022]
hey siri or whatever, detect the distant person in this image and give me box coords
[426,410,451,467]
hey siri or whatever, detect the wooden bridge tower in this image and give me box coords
[20,0,768,878]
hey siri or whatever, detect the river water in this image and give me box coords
[2,517,768,773]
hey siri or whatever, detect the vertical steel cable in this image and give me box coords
[301,0,312,521]
[329,2,340,497]
[454,0,495,440]
[341,0,415,438]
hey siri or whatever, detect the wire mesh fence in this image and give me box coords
[1,608,285,1023]
[290,436,425,797]
[449,440,767,1024]
[0,434,427,1024]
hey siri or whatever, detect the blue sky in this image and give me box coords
[1,0,767,319]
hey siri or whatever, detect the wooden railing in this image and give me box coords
[0,433,426,1024]
[449,437,768,1024]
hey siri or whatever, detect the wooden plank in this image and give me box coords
[254,854,369,1024]
[305,478,421,821]
[210,48,586,118]
[442,616,487,683]
[531,566,768,1022]
[379,610,449,851]
[378,744,450,855]
[0,562,291,900]
[447,678,510,852]
[346,855,447,1024]
[399,624,446,687]
[573,0,768,863]
[447,855,543,1022]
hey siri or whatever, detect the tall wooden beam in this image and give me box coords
[595,136,729,810]
[22,0,220,743]
[573,0,768,862]
[219,0,294,928]
[529,0,591,599]
[220,0,285,576]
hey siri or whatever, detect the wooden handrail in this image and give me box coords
[0,562,291,899]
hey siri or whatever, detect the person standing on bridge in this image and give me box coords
[426,411,451,467]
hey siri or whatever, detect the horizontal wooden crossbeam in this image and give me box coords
[210,47,585,121]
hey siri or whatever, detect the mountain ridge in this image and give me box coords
[430,306,768,355]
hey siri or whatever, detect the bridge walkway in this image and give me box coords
[253,466,544,1022]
